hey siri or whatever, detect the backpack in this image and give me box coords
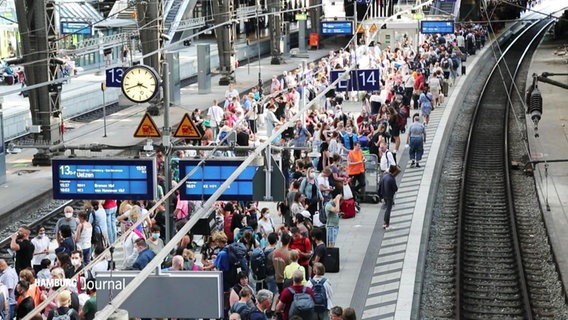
[89,209,103,246]
[451,57,460,70]
[310,278,328,312]
[250,247,267,281]
[397,114,406,133]
[263,247,275,277]
[319,206,327,225]
[52,308,74,320]
[224,242,249,287]
[442,59,450,69]
[230,303,264,320]
[235,226,255,242]
[288,287,315,319]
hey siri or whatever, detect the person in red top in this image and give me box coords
[288,227,312,280]
[276,269,315,320]
[223,203,235,243]
[413,69,425,110]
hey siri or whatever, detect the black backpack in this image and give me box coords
[250,247,266,281]
[263,247,275,277]
[224,242,249,287]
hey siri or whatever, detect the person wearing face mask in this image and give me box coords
[31,225,50,275]
[146,225,164,255]
[10,226,34,274]
[55,206,79,246]
[68,251,84,278]
[257,208,275,240]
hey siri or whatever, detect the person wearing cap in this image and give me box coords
[380,164,400,231]
[201,120,214,146]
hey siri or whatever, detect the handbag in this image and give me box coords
[343,184,354,200]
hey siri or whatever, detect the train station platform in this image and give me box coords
[526,36,568,298]
[2,10,568,320]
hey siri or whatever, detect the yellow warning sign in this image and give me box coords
[356,24,364,33]
[173,113,202,139]
[134,113,161,138]
[369,24,377,33]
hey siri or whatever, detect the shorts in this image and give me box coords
[327,226,339,244]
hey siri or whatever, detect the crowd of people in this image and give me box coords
[0,22,490,320]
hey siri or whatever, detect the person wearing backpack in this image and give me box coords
[46,290,79,320]
[275,269,315,320]
[262,233,278,294]
[305,262,334,320]
[216,234,250,316]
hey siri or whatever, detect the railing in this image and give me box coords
[175,17,206,31]
[63,32,130,56]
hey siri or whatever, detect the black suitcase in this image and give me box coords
[461,65,466,75]
[324,247,340,273]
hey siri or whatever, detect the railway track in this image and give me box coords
[0,199,83,264]
[420,19,568,319]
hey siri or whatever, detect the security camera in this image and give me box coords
[160,34,171,41]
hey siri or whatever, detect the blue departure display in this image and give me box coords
[420,20,455,34]
[52,158,157,200]
[321,21,354,35]
[180,160,258,201]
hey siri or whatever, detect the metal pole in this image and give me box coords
[101,82,107,137]
[257,6,262,95]
[162,60,172,242]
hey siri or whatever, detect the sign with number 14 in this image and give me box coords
[330,69,381,92]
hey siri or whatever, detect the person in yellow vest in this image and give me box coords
[346,141,365,202]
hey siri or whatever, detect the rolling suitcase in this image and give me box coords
[340,198,356,219]
[324,247,340,273]
[461,65,466,75]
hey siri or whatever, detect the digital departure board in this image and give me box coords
[180,160,258,201]
[420,20,455,34]
[52,158,157,200]
[321,21,354,35]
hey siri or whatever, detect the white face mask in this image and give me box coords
[65,212,73,219]
[71,258,81,266]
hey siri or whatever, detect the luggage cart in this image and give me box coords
[360,154,380,203]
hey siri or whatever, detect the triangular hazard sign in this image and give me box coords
[369,23,377,32]
[173,113,202,139]
[356,24,364,33]
[134,113,161,138]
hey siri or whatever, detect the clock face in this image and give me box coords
[121,65,159,103]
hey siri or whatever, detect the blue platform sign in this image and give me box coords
[180,160,258,201]
[106,67,126,88]
[52,158,157,200]
[420,20,455,34]
[60,21,92,35]
[321,21,354,35]
[330,69,381,92]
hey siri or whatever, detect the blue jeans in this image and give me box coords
[105,206,118,244]
[327,226,339,246]
[409,136,424,161]
[265,275,278,295]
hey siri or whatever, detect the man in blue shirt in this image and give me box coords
[133,238,156,270]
